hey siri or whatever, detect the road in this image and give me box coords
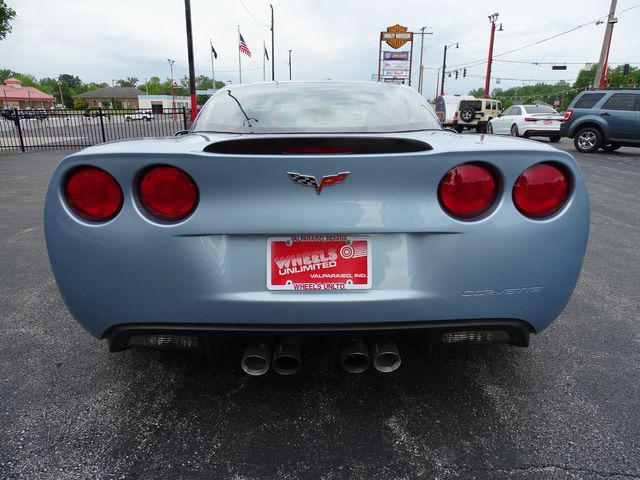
[1,139,639,479]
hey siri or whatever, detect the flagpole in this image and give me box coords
[210,38,216,90]
[238,26,242,84]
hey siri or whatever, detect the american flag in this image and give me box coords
[239,32,251,57]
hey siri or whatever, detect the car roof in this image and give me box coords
[582,89,640,94]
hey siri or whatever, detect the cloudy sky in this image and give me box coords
[1,0,639,95]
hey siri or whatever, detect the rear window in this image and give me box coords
[573,93,606,109]
[602,93,638,111]
[193,82,442,134]
[524,105,558,114]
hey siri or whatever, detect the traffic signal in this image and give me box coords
[623,63,630,76]
[455,70,459,79]
[628,77,635,86]
[463,68,467,78]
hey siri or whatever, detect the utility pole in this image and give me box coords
[483,13,502,99]
[270,4,275,81]
[595,0,618,88]
[440,42,458,96]
[167,58,176,121]
[288,50,292,80]
[57,81,64,107]
[416,27,433,94]
[144,77,149,94]
[183,0,197,121]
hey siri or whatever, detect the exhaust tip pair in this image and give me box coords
[341,337,401,374]
[241,337,401,376]
[241,338,301,376]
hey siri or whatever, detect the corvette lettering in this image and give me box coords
[461,286,542,297]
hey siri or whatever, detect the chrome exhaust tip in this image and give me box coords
[340,338,370,373]
[371,338,401,373]
[272,338,302,375]
[241,340,271,376]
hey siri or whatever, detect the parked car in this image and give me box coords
[44,82,589,376]
[452,98,502,133]
[1,109,48,121]
[83,108,101,118]
[125,111,154,122]
[434,95,475,128]
[560,88,640,153]
[487,104,563,141]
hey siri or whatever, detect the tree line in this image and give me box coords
[467,64,639,110]
[0,69,226,108]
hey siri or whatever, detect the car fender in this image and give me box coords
[568,115,610,139]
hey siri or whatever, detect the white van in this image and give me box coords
[434,95,475,127]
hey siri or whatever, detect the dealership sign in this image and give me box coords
[380,24,413,49]
[377,25,414,85]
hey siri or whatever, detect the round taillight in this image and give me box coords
[139,166,198,221]
[513,163,569,218]
[438,164,497,219]
[65,167,123,222]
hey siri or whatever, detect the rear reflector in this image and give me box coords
[126,335,199,349]
[139,166,198,221]
[513,163,569,218]
[438,164,497,219]
[441,330,511,345]
[64,166,123,222]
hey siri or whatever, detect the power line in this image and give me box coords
[466,73,573,82]
[447,11,616,70]
[493,59,639,65]
[238,0,269,27]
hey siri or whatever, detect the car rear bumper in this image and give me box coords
[523,128,561,137]
[47,231,587,339]
[104,318,533,351]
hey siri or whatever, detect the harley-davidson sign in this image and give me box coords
[380,24,413,49]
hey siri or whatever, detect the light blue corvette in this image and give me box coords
[44,82,589,375]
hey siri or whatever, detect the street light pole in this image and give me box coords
[288,49,292,80]
[167,58,176,120]
[440,42,458,96]
[416,27,433,94]
[595,0,618,88]
[270,4,275,81]
[483,13,501,99]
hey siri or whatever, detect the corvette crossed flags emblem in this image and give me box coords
[286,171,350,195]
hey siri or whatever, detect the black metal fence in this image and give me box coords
[0,107,192,152]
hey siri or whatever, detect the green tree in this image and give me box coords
[58,74,82,89]
[0,0,16,41]
[116,77,138,88]
[57,74,82,108]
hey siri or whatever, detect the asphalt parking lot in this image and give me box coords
[1,138,639,479]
